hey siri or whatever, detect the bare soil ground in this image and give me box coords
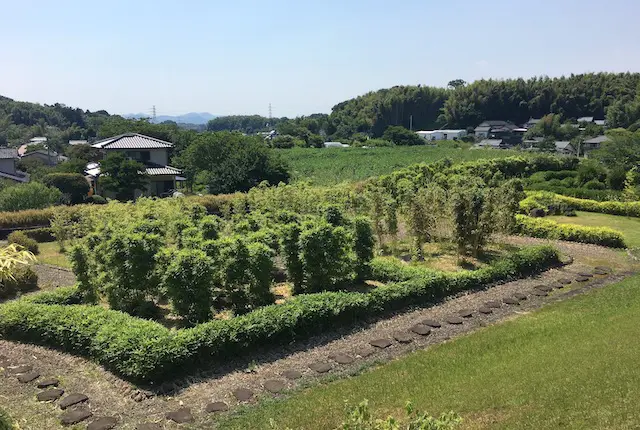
[0,237,636,429]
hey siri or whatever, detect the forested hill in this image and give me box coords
[0,95,114,146]
[329,73,640,138]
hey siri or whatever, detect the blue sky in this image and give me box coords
[1,0,639,118]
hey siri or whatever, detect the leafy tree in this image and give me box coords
[176,132,290,194]
[448,79,467,89]
[592,129,640,169]
[382,126,424,146]
[99,152,148,200]
[42,172,90,204]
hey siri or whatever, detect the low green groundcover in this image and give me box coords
[0,245,560,384]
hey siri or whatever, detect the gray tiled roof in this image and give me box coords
[584,135,610,144]
[555,141,573,150]
[146,166,181,176]
[92,133,173,149]
[0,148,18,159]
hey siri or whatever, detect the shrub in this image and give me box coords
[0,182,62,212]
[163,249,216,324]
[514,214,626,248]
[521,191,640,218]
[217,237,276,314]
[0,265,37,299]
[0,207,55,229]
[21,285,84,305]
[200,215,221,240]
[299,219,353,293]
[7,231,39,255]
[607,167,627,191]
[0,245,560,383]
[281,223,304,292]
[42,173,90,204]
[583,179,606,190]
[23,227,55,243]
[353,216,375,281]
[86,195,107,204]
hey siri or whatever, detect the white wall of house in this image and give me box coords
[0,159,16,175]
[102,148,169,165]
[417,130,467,141]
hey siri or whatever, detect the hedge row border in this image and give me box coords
[0,245,560,384]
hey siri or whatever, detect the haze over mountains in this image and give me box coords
[124,112,217,125]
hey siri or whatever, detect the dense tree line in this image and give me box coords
[443,73,640,127]
[328,73,640,138]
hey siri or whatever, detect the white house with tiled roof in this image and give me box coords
[87,133,183,197]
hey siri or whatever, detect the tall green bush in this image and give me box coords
[353,216,375,281]
[163,249,216,324]
[42,173,90,204]
[0,182,61,212]
[299,219,353,293]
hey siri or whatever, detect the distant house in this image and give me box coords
[20,149,68,166]
[87,133,183,197]
[474,139,509,149]
[323,142,349,148]
[582,135,610,152]
[524,118,541,129]
[577,116,594,124]
[474,120,517,137]
[0,148,29,183]
[416,129,467,142]
[29,137,47,145]
[69,140,88,146]
[594,119,606,127]
[554,141,576,155]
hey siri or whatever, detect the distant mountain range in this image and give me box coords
[124,112,217,125]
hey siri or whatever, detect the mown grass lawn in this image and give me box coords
[36,242,71,269]
[548,211,640,248]
[278,146,523,185]
[214,274,640,430]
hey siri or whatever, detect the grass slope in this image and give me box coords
[216,274,640,430]
[279,146,523,185]
[548,211,640,248]
[36,242,71,269]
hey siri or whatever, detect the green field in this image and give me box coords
[36,242,71,269]
[549,211,640,248]
[278,146,523,185]
[216,274,640,430]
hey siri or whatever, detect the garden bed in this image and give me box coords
[0,245,560,384]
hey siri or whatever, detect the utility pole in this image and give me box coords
[410,115,413,131]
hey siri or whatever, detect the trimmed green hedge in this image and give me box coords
[0,246,560,384]
[521,191,640,218]
[23,227,56,243]
[20,285,84,305]
[514,215,627,248]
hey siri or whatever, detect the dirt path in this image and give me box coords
[32,264,76,288]
[0,238,636,429]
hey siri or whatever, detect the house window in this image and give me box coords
[126,151,151,162]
